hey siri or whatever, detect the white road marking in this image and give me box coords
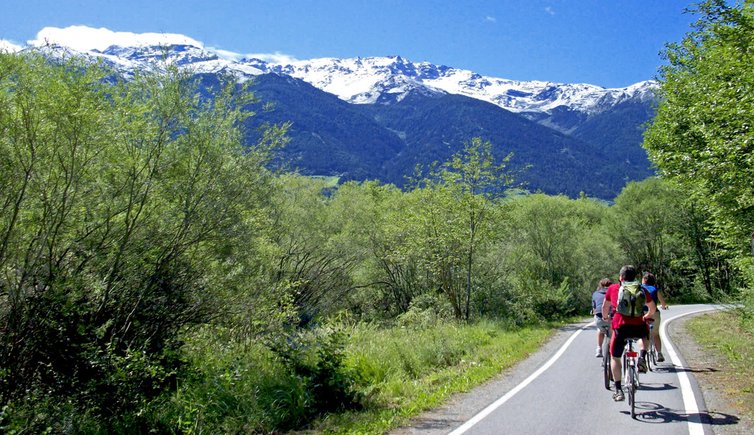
[447,321,594,435]
[659,306,719,435]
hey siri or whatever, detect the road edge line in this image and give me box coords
[660,305,719,435]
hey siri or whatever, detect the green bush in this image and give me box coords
[158,324,361,433]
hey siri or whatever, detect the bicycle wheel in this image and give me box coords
[602,340,612,390]
[628,366,636,419]
[650,339,657,366]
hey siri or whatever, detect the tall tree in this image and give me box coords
[410,138,514,320]
[643,0,754,279]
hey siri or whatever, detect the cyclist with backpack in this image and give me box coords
[601,265,657,402]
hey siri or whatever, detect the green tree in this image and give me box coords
[265,175,365,325]
[610,177,740,300]
[643,0,754,282]
[328,180,423,317]
[410,138,514,320]
[497,194,622,320]
[0,50,284,430]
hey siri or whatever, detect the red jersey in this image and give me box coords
[605,282,653,328]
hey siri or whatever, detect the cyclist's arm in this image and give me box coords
[658,290,668,310]
[643,299,657,321]
[601,295,611,320]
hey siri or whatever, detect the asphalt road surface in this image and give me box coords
[392,304,730,435]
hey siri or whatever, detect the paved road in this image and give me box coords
[392,304,731,435]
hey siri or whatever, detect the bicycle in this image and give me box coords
[601,324,613,390]
[622,337,641,419]
[646,321,657,371]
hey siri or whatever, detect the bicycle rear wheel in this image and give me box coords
[602,340,612,390]
[628,366,636,419]
[603,354,612,390]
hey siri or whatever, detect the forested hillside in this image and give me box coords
[1,2,753,429]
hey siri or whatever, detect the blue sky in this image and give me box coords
[2,0,698,88]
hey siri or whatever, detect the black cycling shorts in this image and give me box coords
[609,323,649,358]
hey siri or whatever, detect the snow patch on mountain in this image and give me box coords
[268,55,656,115]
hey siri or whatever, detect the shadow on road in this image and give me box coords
[621,402,740,427]
[559,323,590,332]
[638,382,677,392]
[646,364,720,375]
[652,364,721,374]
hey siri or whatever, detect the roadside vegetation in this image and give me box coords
[686,310,754,427]
[1,1,753,432]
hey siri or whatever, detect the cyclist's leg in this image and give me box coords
[653,311,664,360]
[596,317,604,346]
[638,323,650,372]
[611,326,626,386]
[595,316,607,356]
[611,327,628,400]
[652,311,662,351]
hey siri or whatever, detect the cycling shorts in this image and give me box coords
[594,316,611,334]
[610,323,649,358]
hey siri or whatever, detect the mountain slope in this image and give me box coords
[359,90,628,198]
[243,73,405,181]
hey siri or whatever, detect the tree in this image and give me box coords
[643,0,754,274]
[409,138,514,320]
[498,194,622,319]
[0,50,285,430]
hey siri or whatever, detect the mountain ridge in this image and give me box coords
[11,28,658,199]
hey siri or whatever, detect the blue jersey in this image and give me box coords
[592,287,610,318]
[641,284,658,313]
[644,285,658,303]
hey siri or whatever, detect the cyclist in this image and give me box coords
[642,272,668,362]
[591,278,613,357]
[602,265,657,401]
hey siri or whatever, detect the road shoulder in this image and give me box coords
[668,311,754,435]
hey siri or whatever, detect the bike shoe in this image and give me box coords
[613,389,625,401]
[638,358,648,373]
[657,352,665,363]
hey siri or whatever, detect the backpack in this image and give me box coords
[616,281,646,317]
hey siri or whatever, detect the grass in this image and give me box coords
[307,319,554,434]
[685,310,754,427]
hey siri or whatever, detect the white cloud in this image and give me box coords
[485,16,497,23]
[544,7,556,16]
[242,51,300,64]
[210,48,298,64]
[22,26,300,65]
[28,25,204,52]
[0,39,23,53]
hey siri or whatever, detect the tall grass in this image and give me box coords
[147,318,552,434]
[314,318,552,433]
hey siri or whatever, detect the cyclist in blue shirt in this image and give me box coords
[642,272,669,362]
[591,278,613,357]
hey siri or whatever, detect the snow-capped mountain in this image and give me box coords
[262,55,656,115]
[15,26,655,119]
[6,26,659,198]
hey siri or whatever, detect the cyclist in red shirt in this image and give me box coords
[601,265,657,401]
